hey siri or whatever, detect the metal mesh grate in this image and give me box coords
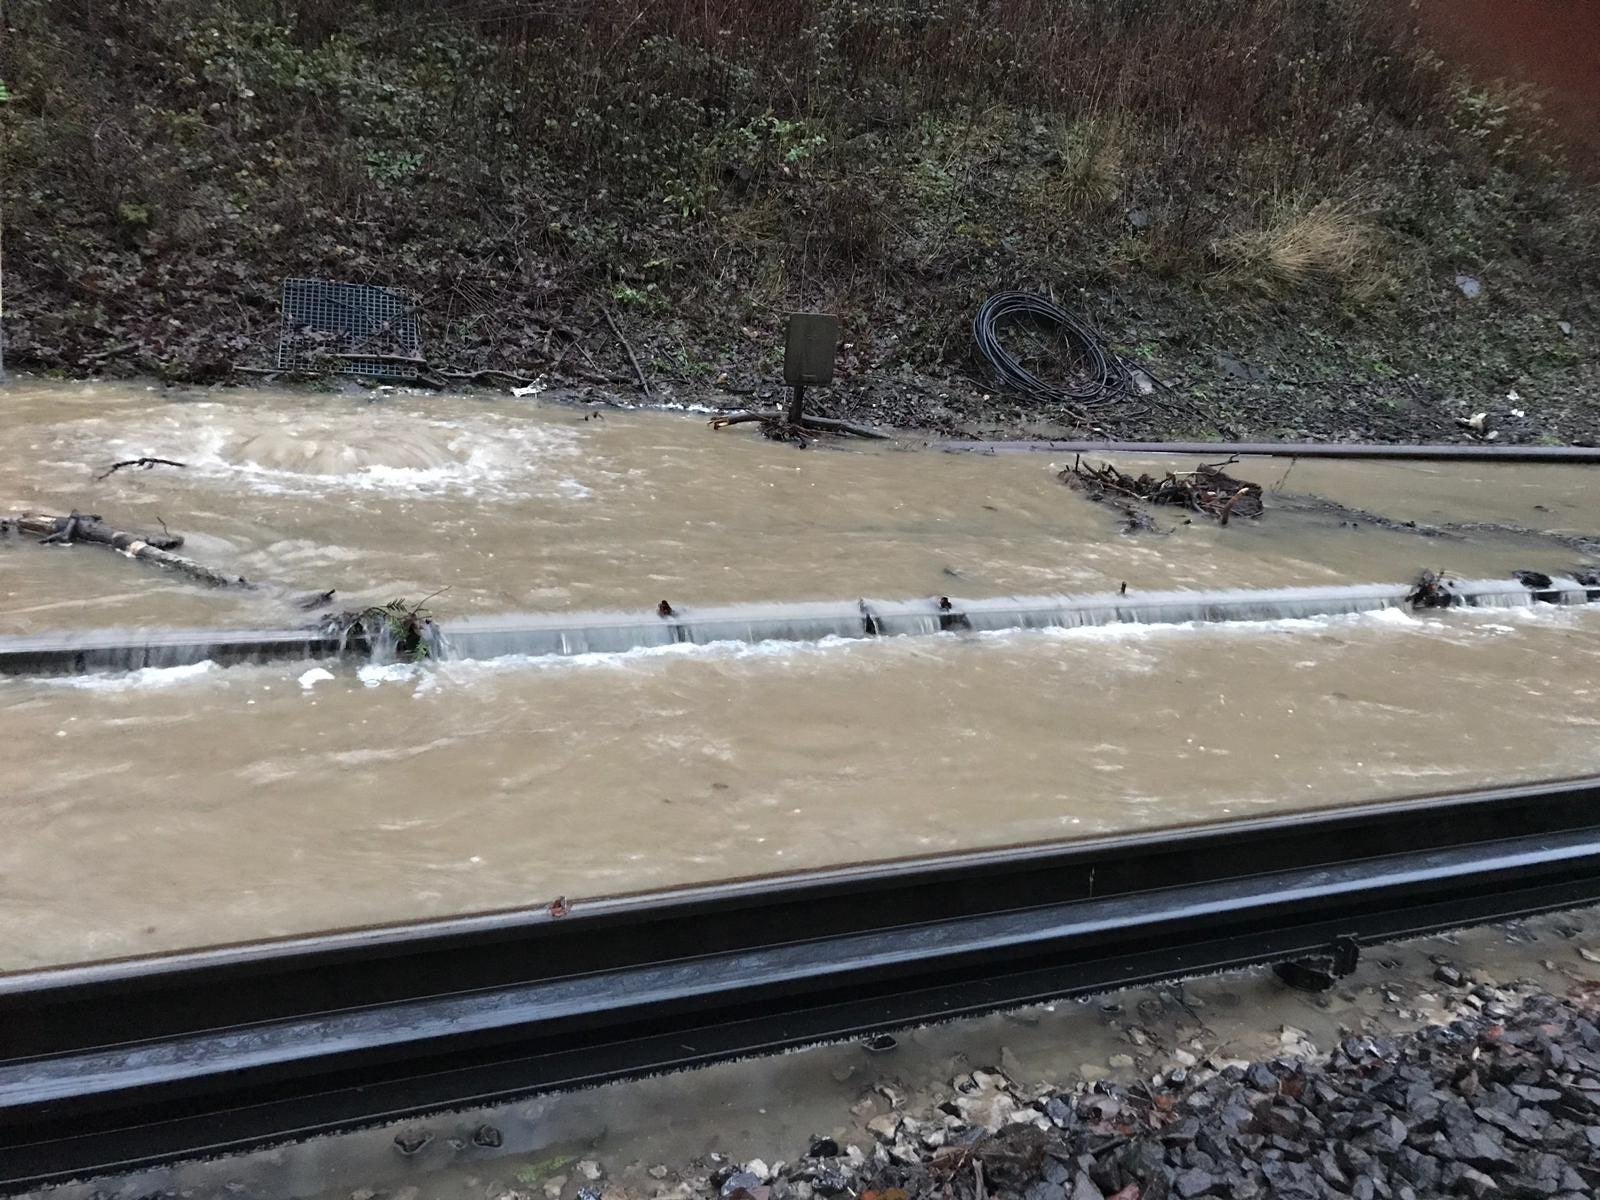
[276,278,423,379]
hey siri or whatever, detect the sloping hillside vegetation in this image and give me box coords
[2,0,1596,439]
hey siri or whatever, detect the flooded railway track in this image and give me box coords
[6,775,1600,1191]
[5,381,1600,1190]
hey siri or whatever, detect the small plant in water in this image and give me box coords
[327,590,446,663]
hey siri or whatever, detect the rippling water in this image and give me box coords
[3,379,1599,969]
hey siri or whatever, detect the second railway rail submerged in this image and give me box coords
[6,776,1600,1192]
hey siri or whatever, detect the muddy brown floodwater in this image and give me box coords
[3,380,1600,970]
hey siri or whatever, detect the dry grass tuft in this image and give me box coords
[1051,116,1127,215]
[1213,200,1376,294]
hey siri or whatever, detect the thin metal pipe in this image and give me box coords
[935,439,1600,463]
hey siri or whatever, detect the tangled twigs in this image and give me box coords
[96,457,186,482]
[1060,455,1264,523]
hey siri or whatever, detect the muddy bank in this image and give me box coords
[17,291,1600,448]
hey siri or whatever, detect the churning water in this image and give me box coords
[3,380,1600,969]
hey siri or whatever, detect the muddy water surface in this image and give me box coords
[4,381,1596,632]
[3,381,1600,969]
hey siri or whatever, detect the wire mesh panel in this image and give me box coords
[276,278,423,379]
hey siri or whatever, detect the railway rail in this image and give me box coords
[6,776,1600,1191]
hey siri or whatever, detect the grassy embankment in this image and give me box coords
[2,0,1596,439]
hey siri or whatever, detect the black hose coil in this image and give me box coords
[972,291,1140,419]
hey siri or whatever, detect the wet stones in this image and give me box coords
[392,1128,432,1156]
[811,1170,850,1196]
[473,1123,505,1148]
[950,1070,1021,1131]
[1172,1166,1218,1197]
[504,988,1600,1200]
[827,993,1600,1200]
[865,1114,903,1143]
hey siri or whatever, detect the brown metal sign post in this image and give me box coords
[783,313,839,423]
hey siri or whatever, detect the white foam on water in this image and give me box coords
[30,660,221,692]
[210,423,583,499]
[357,662,424,687]
[629,398,722,415]
[56,403,593,500]
[411,634,857,694]
[407,603,1549,692]
[298,667,335,690]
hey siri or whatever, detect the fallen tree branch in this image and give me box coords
[572,331,604,375]
[81,340,139,364]
[792,414,892,440]
[709,411,890,440]
[601,303,652,397]
[95,457,186,482]
[12,511,248,589]
[35,514,82,545]
[1218,486,1251,527]
[293,588,338,611]
[436,367,541,385]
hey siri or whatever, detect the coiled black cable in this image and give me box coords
[972,291,1140,420]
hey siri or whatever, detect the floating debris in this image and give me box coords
[1406,569,1457,608]
[1060,456,1264,524]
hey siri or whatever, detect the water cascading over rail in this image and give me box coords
[2,574,1595,677]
